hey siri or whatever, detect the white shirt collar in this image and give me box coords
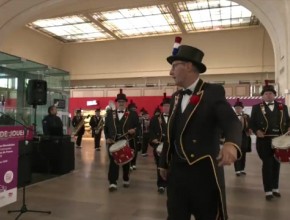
[183,78,200,93]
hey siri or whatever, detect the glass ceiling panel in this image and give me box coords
[91,5,180,38]
[28,15,114,42]
[175,0,259,32]
[26,1,259,43]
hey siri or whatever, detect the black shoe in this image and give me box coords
[240,171,246,175]
[265,195,274,201]
[235,172,241,177]
[109,184,117,192]
[158,187,165,194]
[123,181,130,188]
[273,192,281,198]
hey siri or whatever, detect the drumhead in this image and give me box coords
[109,139,127,152]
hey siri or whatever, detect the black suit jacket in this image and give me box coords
[250,101,290,135]
[149,113,168,148]
[104,109,139,142]
[160,79,242,168]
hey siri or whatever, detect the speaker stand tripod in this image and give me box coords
[8,186,51,220]
[7,108,51,219]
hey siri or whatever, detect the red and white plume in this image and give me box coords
[172,36,182,55]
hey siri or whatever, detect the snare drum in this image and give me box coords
[109,140,134,165]
[272,133,290,163]
[156,142,163,155]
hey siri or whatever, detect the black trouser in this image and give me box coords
[256,137,280,192]
[234,147,247,172]
[94,130,102,149]
[167,157,220,220]
[108,150,130,184]
[141,132,150,154]
[76,135,83,146]
[153,149,167,188]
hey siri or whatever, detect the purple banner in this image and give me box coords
[0,125,32,208]
[0,140,18,207]
[0,125,34,141]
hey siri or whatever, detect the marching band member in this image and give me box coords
[127,100,140,170]
[149,93,170,194]
[89,108,103,151]
[159,43,242,220]
[72,109,85,148]
[140,110,150,157]
[104,89,139,192]
[250,81,290,200]
[233,98,251,176]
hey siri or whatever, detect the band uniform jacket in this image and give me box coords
[238,113,251,151]
[72,116,85,136]
[149,113,168,148]
[104,109,139,145]
[159,79,242,220]
[89,115,104,135]
[250,101,290,135]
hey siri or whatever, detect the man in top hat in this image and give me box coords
[149,93,171,194]
[159,43,242,220]
[250,81,290,201]
[104,89,139,191]
[233,98,251,176]
[72,109,85,148]
[89,108,103,151]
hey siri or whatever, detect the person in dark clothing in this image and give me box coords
[72,109,85,148]
[149,93,170,194]
[42,105,63,136]
[89,108,104,151]
[104,89,139,191]
[159,44,242,220]
[250,81,290,201]
[233,98,251,176]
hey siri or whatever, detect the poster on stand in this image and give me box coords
[0,125,33,208]
[0,140,18,208]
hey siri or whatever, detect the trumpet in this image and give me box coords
[94,117,104,135]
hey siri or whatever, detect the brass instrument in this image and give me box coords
[94,117,104,135]
[73,115,90,136]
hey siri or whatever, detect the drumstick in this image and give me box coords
[116,132,129,140]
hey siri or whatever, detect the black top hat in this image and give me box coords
[161,93,171,106]
[128,100,137,109]
[115,89,128,102]
[167,45,207,73]
[261,80,276,96]
[95,108,101,112]
[234,98,244,108]
[76,109,81,113]
[154,106,161,115]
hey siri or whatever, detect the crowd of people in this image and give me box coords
[41,43,290,220]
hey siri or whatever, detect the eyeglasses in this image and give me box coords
[171,62,187,70]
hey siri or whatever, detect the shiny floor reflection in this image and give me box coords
[0,138,290,220]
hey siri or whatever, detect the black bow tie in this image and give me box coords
[181,89,192,96]
[236,114,242,117]
[267,103,274,106]
[163,114,168,117]
[117,110,124,113]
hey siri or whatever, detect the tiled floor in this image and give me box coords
[1,137,290,220]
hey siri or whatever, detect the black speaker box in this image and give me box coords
[26,80,47,105]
